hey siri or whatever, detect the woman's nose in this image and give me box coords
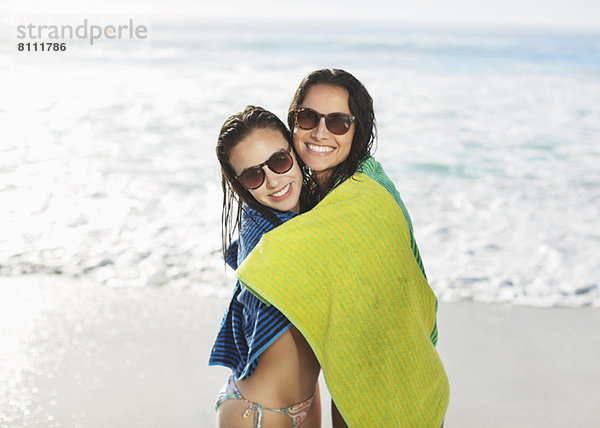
[310,117,329,140]
[262,167,282,189]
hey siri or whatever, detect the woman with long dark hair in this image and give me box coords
[237,69,449,427]
[209,105,321,428]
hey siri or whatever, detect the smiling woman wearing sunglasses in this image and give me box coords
[287,69,375,199]
[210,106,321,427]
[236,70,450,427]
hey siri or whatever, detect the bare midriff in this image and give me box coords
[236,325,321,408]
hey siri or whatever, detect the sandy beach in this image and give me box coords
[1,275,598,427]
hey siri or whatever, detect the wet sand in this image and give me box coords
[436,300,600,427]
[1,275,598,427]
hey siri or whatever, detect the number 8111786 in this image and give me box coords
[18,42,67,52]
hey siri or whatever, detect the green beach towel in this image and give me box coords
[236,158,449,427]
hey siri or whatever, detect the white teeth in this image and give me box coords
[271,184,290,197]
[307,143,334,153]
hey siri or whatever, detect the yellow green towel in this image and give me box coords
[237,158,449,427]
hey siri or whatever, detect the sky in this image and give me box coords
[3,0,600,30]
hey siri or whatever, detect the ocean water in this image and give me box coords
[1,18,599,307]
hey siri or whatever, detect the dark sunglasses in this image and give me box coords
[236,148,294,190]
[293,107,356,135]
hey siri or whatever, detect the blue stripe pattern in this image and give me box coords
[209,206,297,379]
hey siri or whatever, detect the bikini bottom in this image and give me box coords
[215,375,315,428]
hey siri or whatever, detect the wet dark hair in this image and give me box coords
[216,105,317,256]
[288,68,377,195]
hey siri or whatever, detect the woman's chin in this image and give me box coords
[271,202,299,213]
[304,157,339,177]
[263,197,300,213]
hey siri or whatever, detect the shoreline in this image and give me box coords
[1,275,598,427]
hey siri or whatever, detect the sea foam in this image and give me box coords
[1,19,599,307]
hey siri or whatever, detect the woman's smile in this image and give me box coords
[305,143,335,154]
[269,183,293,199]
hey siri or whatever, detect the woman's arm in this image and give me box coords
[332,400,348,428]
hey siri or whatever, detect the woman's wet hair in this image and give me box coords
[288,68,377,193]
[216,105,316,255]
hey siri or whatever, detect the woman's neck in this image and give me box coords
[314,170,334,196]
